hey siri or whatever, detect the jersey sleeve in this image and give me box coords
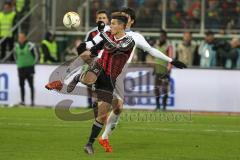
[135,33,172,62]
[85,32,103,49]
[85,26,110,49]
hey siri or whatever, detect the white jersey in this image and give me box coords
[125,31,172,63]
[113,31,173,100]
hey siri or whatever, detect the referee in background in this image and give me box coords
[15,32,36,106]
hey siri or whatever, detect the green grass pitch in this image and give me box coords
[0,106,240,160]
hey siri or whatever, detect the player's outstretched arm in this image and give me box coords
[134,33,187,69]
[134,33,172,62]
[151,47,187,68]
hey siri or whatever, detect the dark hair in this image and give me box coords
[96,10,109,18]
[111,12,128,25]
[120,7,136,25]
[205,30,214,36]
[160,30,167,36]
[45,32,54,40]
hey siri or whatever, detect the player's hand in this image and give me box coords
[171,60,187,69]
[97,21,105,32]
[89,45,98,57]
[77,43,86,55]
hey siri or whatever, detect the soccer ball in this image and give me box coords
[63,12,81,29]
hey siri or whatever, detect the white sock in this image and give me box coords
[102,111,120,140]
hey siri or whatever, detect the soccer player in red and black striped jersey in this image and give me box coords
[66,12,135,154]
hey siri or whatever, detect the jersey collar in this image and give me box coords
[114,34,127,41]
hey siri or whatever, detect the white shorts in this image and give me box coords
[113,75,124,101]
[113,65,128,101]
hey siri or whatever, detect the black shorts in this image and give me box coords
[95,70,116,103]
[18,66,35,77]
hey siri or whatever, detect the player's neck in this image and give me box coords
[125,26,131,30]
[115,30,126,39]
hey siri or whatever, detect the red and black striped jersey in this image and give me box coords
[86,29,99,42]
[97,32,135,80]
[84,25,111,41]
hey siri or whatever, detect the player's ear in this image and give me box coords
[123,24,127,29]
[120,23,125,29]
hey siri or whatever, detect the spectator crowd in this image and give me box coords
[139,30,240,69]
[0,0,31,61]
[89,0,240,29]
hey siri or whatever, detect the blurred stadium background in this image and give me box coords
[0,0,240,159]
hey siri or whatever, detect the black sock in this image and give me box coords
[92,102,98,118]
[88,120,103,144]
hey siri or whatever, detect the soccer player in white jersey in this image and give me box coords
[92,8,187,153]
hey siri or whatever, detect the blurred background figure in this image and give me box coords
[40,32,58,64]
[184,0,201,28]
[65,39,81,61]
[218,37,239,69]
[151,2,163,28]
[237,41,240,69]
[166,0,183,28]
[14,0,30,18]
[176,31,197,67]
[198,31,217,68]
[205,0,221,29]
[89,0,101,26]
[153,30,173,110]
[14,0,31,33]
[0,2,16,61]
[15,32,36,106]
[225,38,239,69]
[136,0,158,28]
[154,30,173,110]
